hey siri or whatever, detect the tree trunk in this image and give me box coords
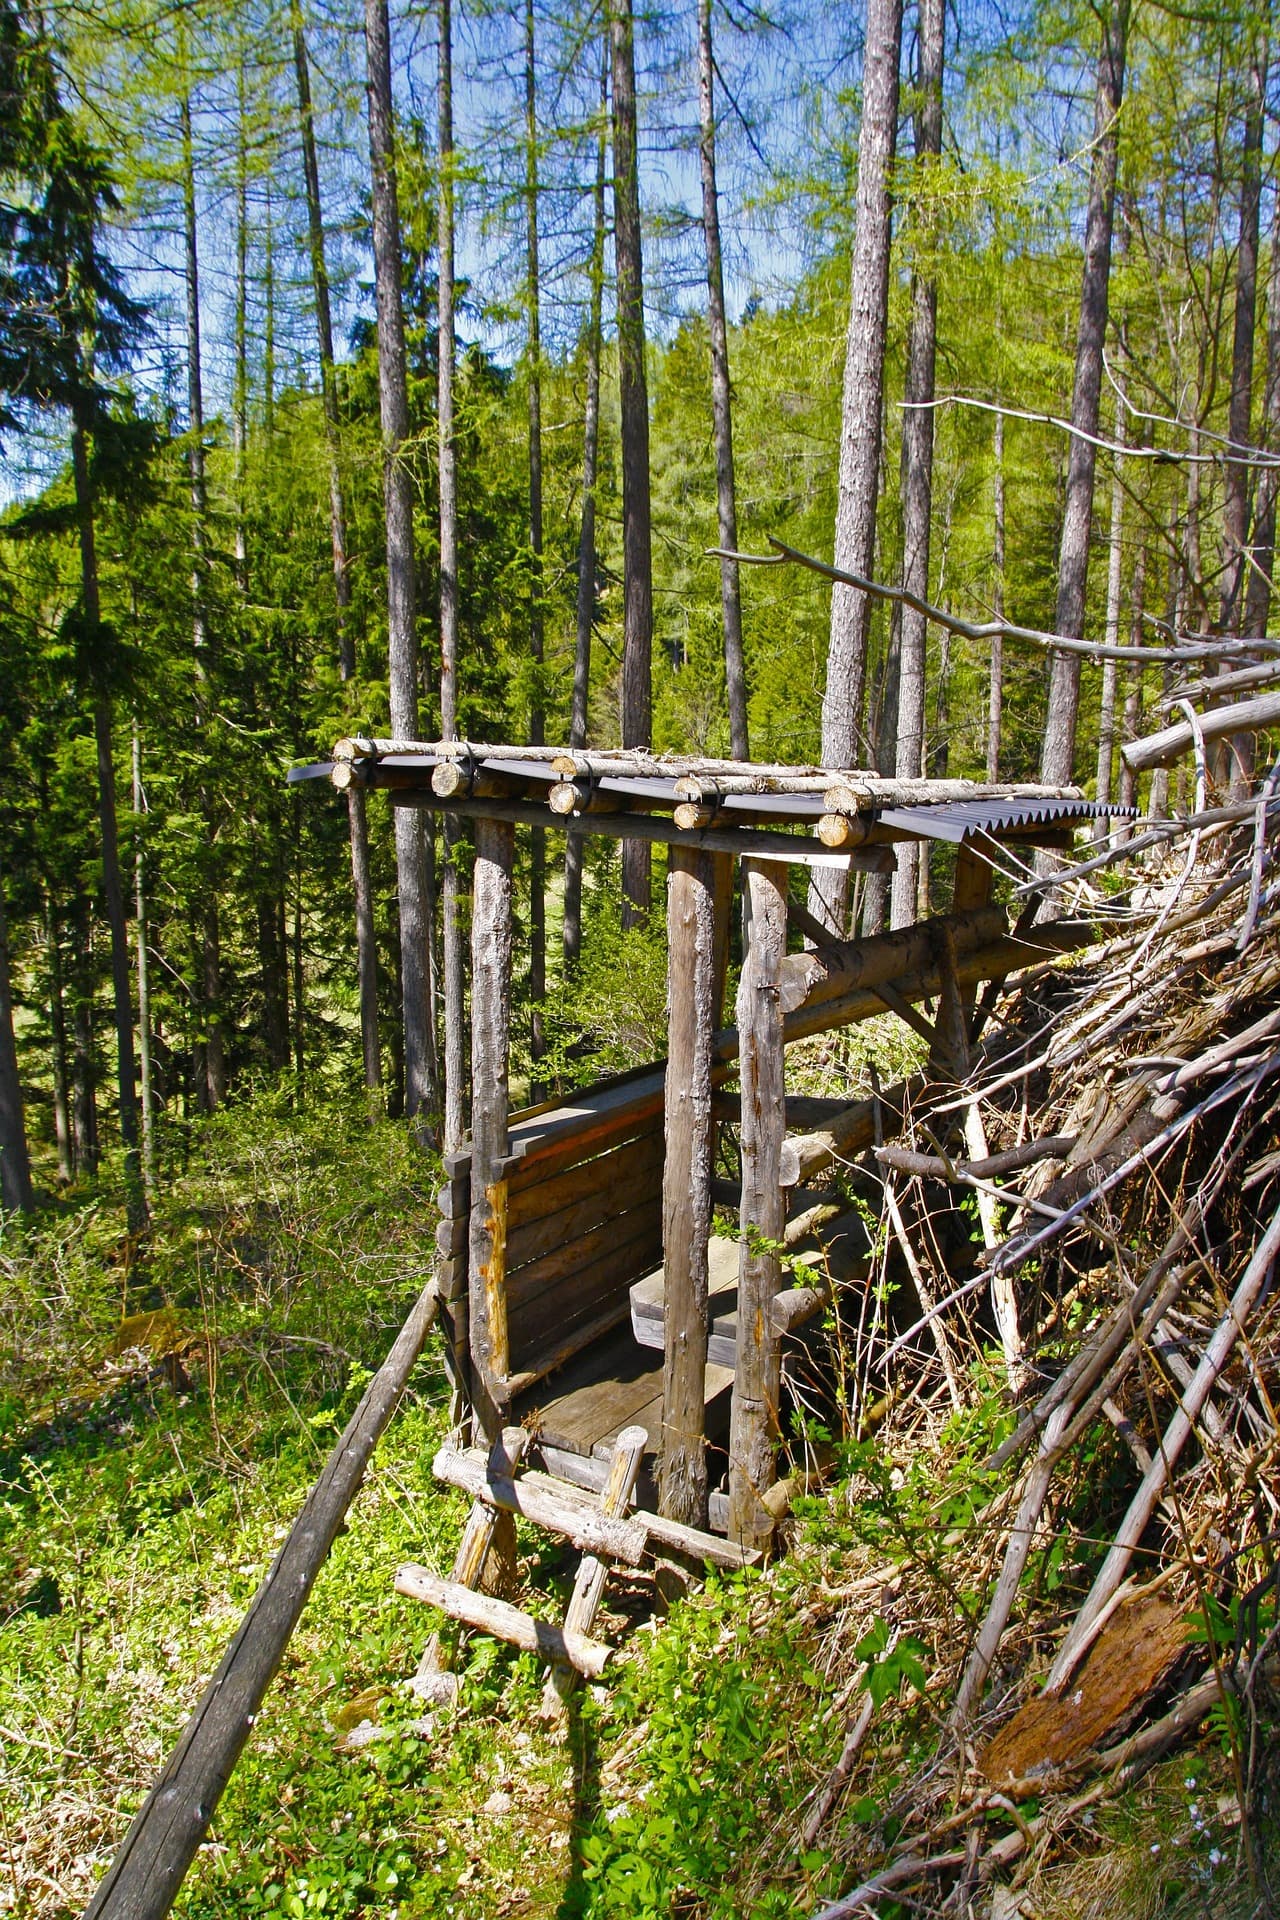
[813,0,902,935]
[563,45,608,973]
[1220,30,1267,640]
[45,892,72,1184]
[1040,0,1130,784]
[1116,542,1147,832]
[73,410,144,1226]
[132,729,157,1199]
[364,0,436,1125]
[525,0,546,1069]
[71,888,98,1175]
[438,0,467,1151]
[610,0,654,925]
[696,0,747,759]
[988,409,1005,780]
[890,0,943,931]
[1094,396,1126,843]
[0,856,34,1213]
[181,87,225,1115]
[232,57,248,589]
[293,1,381,1104]
[1243,191,1280,646]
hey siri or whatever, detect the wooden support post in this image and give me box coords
[469,818,515,1437]
[542,1423,646,1717]
[660,846,719,1527]
[729,858,788,1552]
[413,1427,530,1699]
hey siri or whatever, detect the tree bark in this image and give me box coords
[293,1,381,1104]
[181,86,225,1115]
[697,0,748,759]
[438,0,467,1150]
[71,888,97,1175]
[890,0,943,930]
[1040,0,1129,785]
[1094,396,1126,842]
[1220,30,1268,639]
[563,48,608,972]
[610,0,654,925]
[0,855,34,1213]
[45,892,72,1184]
[73,410,144,1226]
[988,409,1005,781]
[1243,190,1280,646]
[132,729,157,1199]
[814,0,901,934]
[364,0,436,1124]
[525,0,546,1068]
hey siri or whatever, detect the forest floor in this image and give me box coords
[4,852,1279,1919]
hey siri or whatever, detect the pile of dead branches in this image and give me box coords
[783,786,1280,1919]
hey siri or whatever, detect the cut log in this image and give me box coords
[777,905,1008,1017]
[1121,690,1280,772]
[468,818,515,1436]
[395,1566,611,1677]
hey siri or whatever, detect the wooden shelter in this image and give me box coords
[296,739,1115,1555]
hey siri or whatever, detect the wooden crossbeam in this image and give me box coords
[396,1567,612,1677]
[412,1427,530,1699]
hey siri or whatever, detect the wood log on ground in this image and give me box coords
[660,848,721,1527]
[1121,690,1280,773]
[468,818,515,1433]
[729,858,788,1550]
[83,1279,440,1920]
[395,1566,612,1676]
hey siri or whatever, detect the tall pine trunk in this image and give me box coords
[696,0,747,759]
[365,0,437,1124]
[1040,0,1129,785]
[1093,396,1126,843]
[293,1,382,1104]
[73,407,144,1225]
[814,0,901,935]
[0,856,34,1213]
[45,892,72,1183]
[1220,32,1267,640]
[438,0,467,1150]
[525,0,546,1068]
[988,409,1005,780]
[132,728,157,1198]
[610,0,654,925]
[563,47,608,972]
[890,0,943,930]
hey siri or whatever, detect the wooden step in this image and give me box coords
[396,1566,612,1676]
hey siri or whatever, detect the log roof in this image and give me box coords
[290,738,1127,858]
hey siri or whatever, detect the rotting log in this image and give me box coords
[83,1279,440,1920]
[729,858,788,1551]
[469,818,515,1435]
[1121,691,1280,772]
[660,847,720,1527]
[395,1566,611,1676]
[431,1447,759,1568]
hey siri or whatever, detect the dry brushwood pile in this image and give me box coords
[775,789,1280,1919]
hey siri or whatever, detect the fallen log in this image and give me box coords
[84,1280,440,1920]
[1121,691,1280,773]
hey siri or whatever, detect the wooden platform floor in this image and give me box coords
[516,1323,733,1463]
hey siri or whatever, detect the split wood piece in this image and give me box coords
[392,790,897,870]
[83,1279,440,1920]
[413,1427,532,1698]
[431,1446,759,1569]
[548,779,623,816]
[777,905,1007,1017]
[1045,1200,1280,1696]
[876,1135,1076,1182]
[431,1446,648,1562]
[542,1425,647,1717]
[468,818,515,1437]
[431,757,522,800]
[396,1566,611,1677]
[660,847,720,1528]
[1122,690,1280,772]
[729,858,789,1552]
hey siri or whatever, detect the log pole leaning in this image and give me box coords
[83,1279,440,1920]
